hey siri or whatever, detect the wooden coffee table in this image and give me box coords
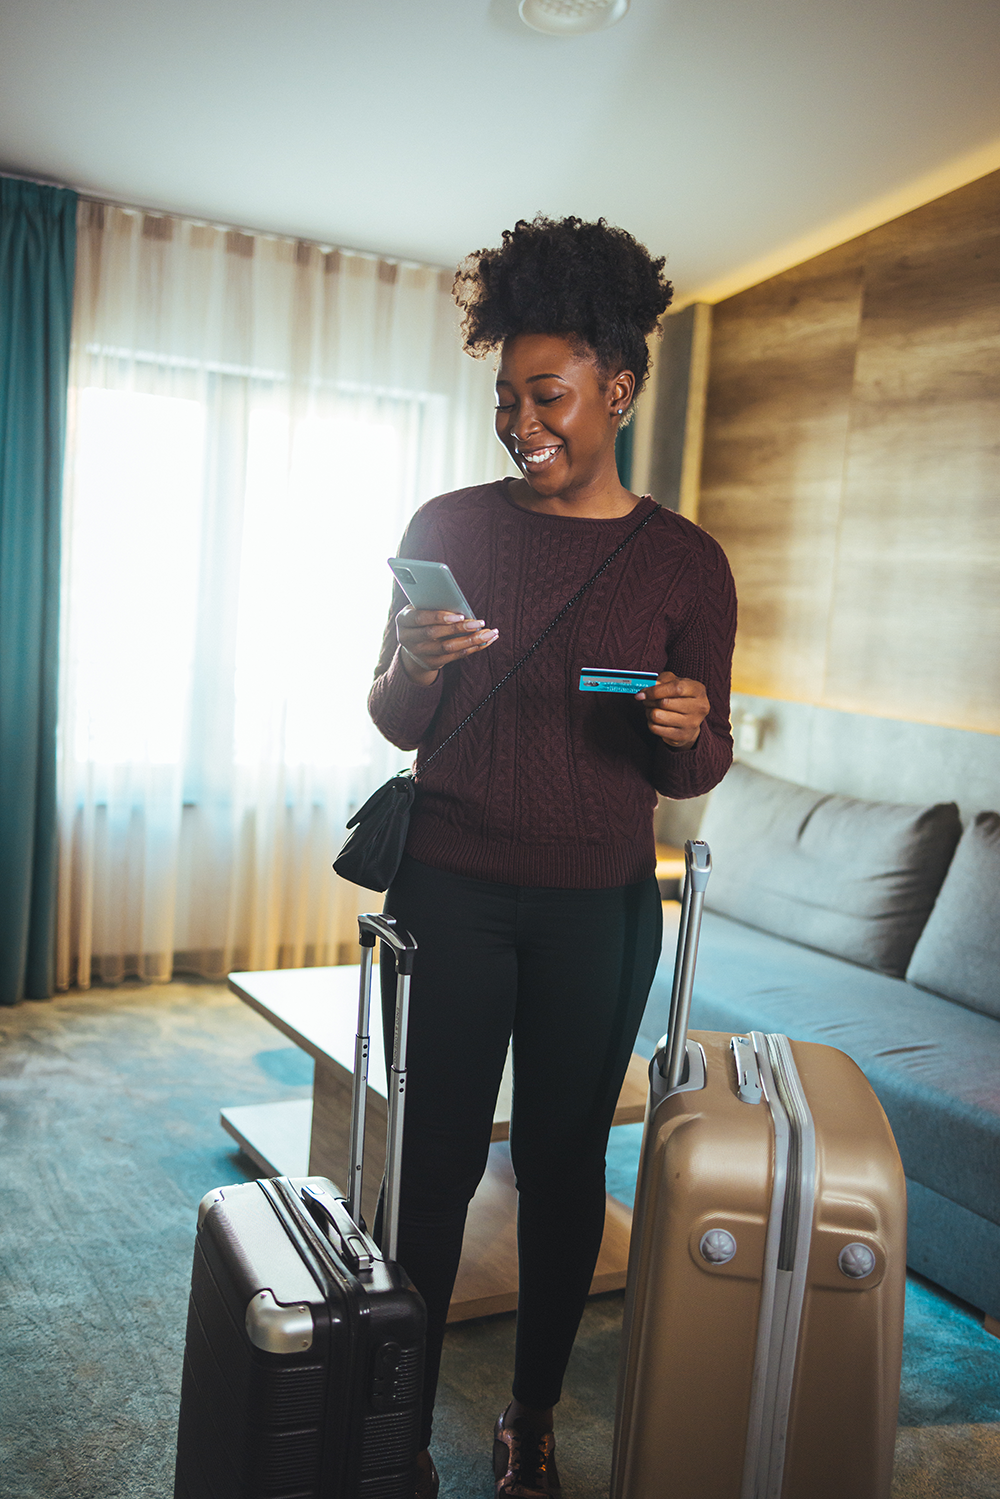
[222,964,649,1322]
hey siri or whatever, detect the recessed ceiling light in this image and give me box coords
[518,0,630,36]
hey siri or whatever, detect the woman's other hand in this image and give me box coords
[396,608,499,686]
[636,671,709,749]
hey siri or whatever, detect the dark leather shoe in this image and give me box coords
[493,1408,563,1497]
[414,1449,439,1499]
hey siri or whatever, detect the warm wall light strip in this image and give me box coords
[676,135,1000,308]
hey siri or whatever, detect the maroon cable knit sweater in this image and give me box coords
[369,480,737,888]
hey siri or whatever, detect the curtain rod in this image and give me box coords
[0,167,449,275]
[0,166,77,192]
[84,197,448,273]
[80,186,450,274]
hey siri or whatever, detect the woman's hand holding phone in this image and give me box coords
[635,671,709,749]
[396,608,499,686]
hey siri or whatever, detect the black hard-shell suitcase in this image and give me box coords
[174,914,426,1498]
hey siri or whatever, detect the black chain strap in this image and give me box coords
[418,506,655,775]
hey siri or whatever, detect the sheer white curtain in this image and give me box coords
[57,201,510,988]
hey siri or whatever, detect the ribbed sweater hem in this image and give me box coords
[405,819,656,890]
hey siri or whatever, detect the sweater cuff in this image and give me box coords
[652,724,732,799]
[369,645,445,750]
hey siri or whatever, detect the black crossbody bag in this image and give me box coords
[333,507,654,892]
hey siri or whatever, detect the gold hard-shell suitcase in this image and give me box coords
[612,842,907,1499]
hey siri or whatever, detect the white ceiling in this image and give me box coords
[2,0,999,298]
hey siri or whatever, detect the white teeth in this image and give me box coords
[521,446,559,466]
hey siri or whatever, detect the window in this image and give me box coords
[58,204,508,984]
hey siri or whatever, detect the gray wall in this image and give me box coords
[655,694,1000,846]
[647,303,710,517]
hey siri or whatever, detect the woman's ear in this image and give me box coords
[610,369,636,415]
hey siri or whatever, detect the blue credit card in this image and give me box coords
[579,667,659,695]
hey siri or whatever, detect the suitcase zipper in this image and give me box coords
[741,1034,817,1499]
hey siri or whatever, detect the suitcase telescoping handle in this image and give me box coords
[662,839,712,1091]
[349,913,417,1263]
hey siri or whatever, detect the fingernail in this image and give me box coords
[635,691,645,700]
[463,619,485,630]
[442,613,463,623]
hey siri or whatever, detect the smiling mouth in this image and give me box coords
[517,444,562,472]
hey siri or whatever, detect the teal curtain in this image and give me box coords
[0,179,77,1004]
[615,419,635,489]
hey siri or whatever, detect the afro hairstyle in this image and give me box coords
[453,214,672,417]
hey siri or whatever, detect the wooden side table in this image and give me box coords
[222,964,649,1322]
[655,842,685,899]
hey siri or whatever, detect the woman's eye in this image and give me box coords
[495,402,514,413]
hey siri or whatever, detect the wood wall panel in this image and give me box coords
[698,240,864,701]
[698,168,1000,735]
[824,174,1000,729]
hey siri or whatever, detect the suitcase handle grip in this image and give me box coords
[358,913,416,974]
[662,839,712,1092]
[300,1182,377,1273]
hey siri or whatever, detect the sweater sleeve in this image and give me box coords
[367,507,445,751]
[650,527,737,799]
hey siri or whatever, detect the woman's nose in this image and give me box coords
[511,409,542,444]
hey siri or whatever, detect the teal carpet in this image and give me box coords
[1,982,998,1498]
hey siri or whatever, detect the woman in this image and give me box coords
[369,215,736,1499]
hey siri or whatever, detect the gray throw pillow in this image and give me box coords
[905,812,1000,1019]
[699,763,961,977]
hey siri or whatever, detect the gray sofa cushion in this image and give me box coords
[643,910,1000,1228]
[906,812,1000,1021]
[699,763,961,976]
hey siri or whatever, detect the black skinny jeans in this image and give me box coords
[378,855,663,1449]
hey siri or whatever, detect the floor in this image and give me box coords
[0,979,998,1498]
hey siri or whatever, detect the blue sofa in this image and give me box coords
[639,762,1000,1323]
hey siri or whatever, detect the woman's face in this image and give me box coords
[494,333,632,499]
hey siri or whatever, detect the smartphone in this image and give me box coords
[388,558,477,618]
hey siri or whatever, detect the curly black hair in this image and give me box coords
[453,215,672,417]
